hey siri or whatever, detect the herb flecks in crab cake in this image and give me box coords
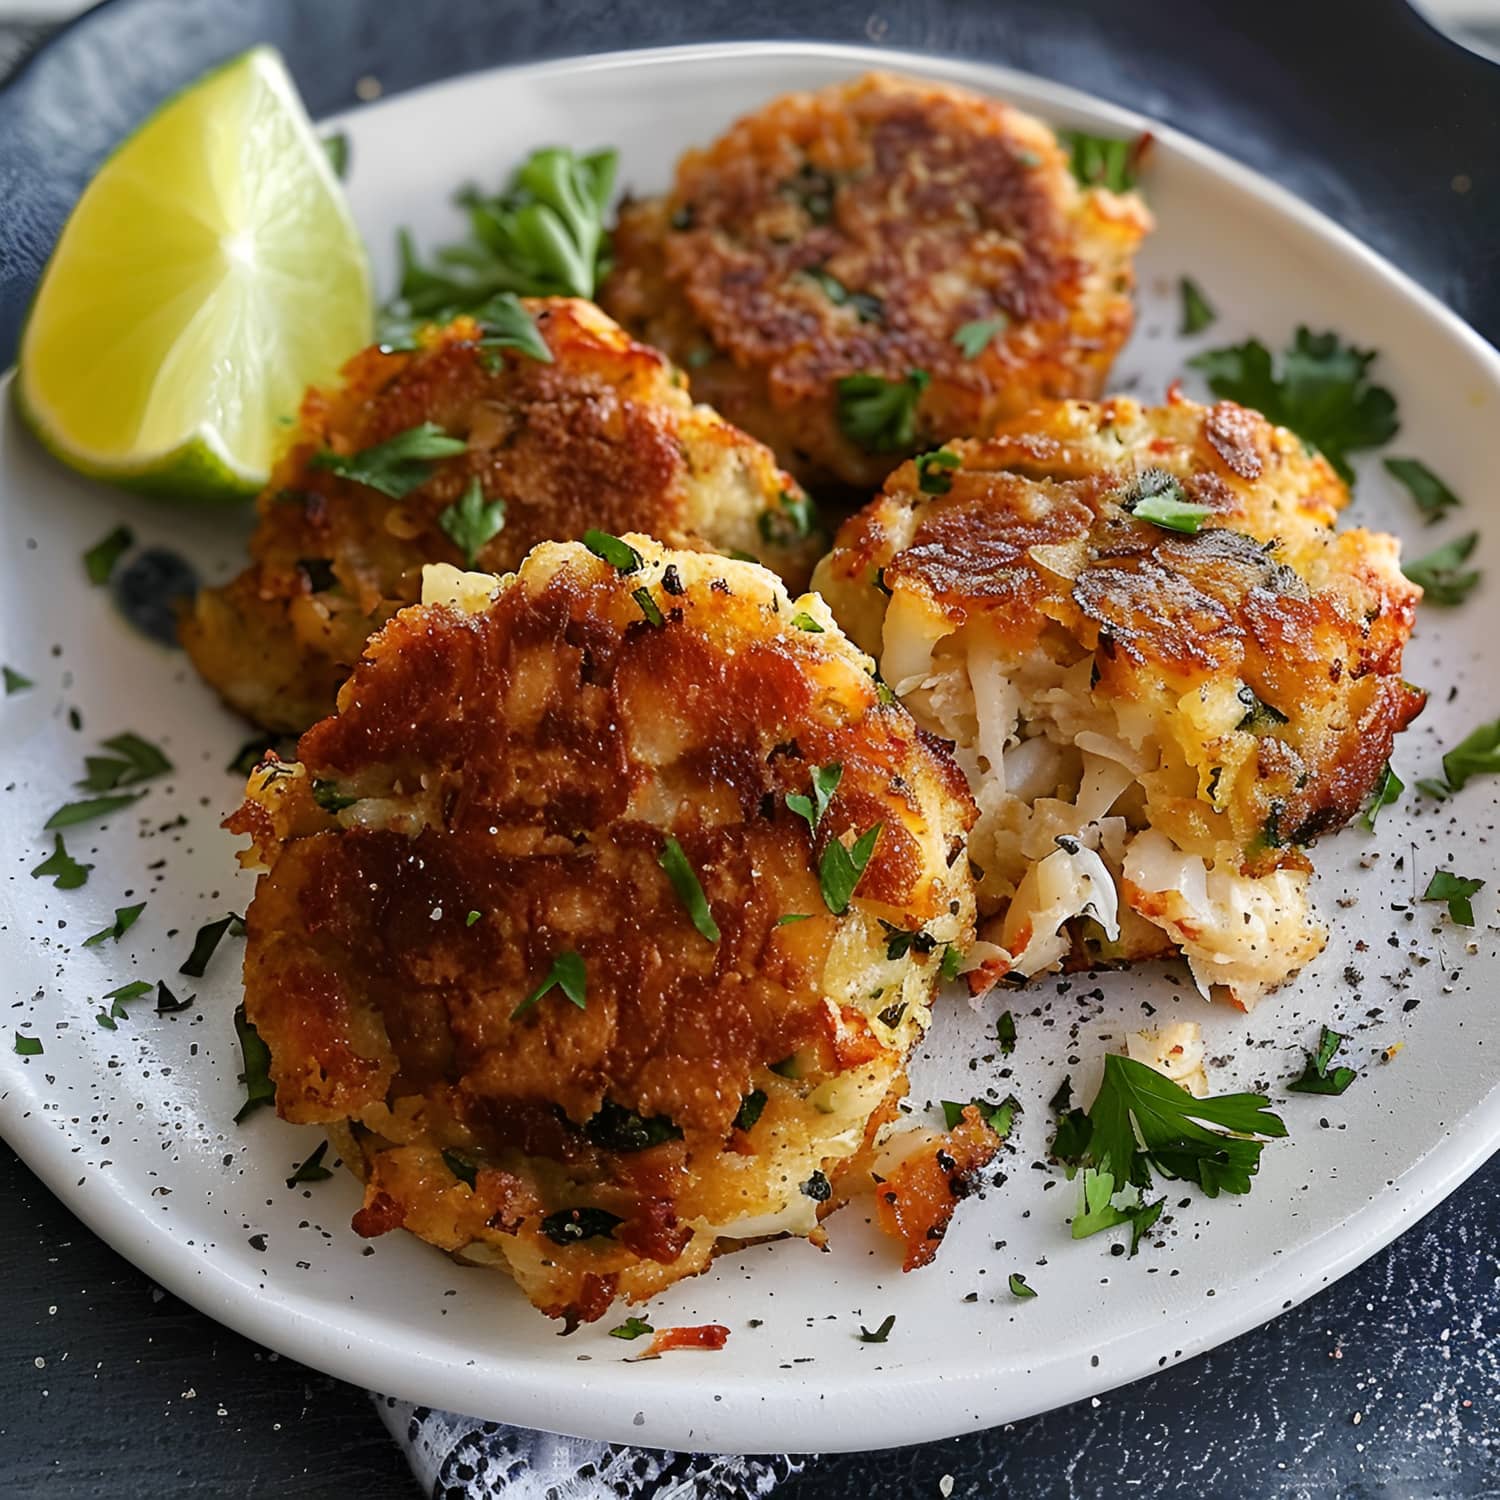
[602,71,1152,491]
[227,538,976,1325]
[812,394,1425,1007]
[183,297,820,733]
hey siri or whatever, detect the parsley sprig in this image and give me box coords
[439,478,506,566]
[659,837,720,943]
[952,315,1007,359]
[30,835,91,890]
[1384,457,1462,523]
[819,825,881,915]
[1287,1026,1357,1096]
[1359,763,1403,830]
[1404,531,1479,604]
[1060,130,1146,193]
[233,1004,276,1123]
[787,763,842,831]
[1438,716,1500,792]
[1179,277,1216,336]
[836,370,928,453]
[511,950,587,1020]
[1424,869,1484,926]
[312,423,467,499]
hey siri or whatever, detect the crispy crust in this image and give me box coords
[229,539,977,1322]
[602,72,1151,490]
[183,299,819,733]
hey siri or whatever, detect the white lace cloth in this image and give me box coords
[375,1396,807,1499]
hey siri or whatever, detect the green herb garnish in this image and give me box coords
[788,610,824,632]
[1179,277,1216,336]
[1189,328,1398,485]
[631,587,665,627]
[775,913,811,927]
[233,1003,276,1123]
[1236,687,1289,734]
[659,837,719,942]
[610,1316,655,1340]
[30,834,91,890]
[286,1141,334,1187]
[836,370,929,453]
[511,950,587,1020]
[1384,457,1461,523]
[179,913,242,977]
[84,525,133,586]
[441,1149,478,1188]
[1441,716,1500,791]
[77,731,172,792]
[857,1314,896,1343]
[466,910,482,927]
[438,478,506,567]
[1359,763,1403,831]
[915,448,961,495]
[1008,1271,1037,1300]
[1423,869,1484,926]
[540,1206,623,1245]
[14,1034,42,1057]
[940,1096,1019,1139]
[997,1010,1017,1056]
[582,529,643,574]
[1404,531,1479,604]
[585,1100,683,1153]
[1287,1026,1358,1095]
[803,267,882,322]
[311,779,358,813]
[322,132,349,179]
[940,944,963,982]
[82,901,146,948]
[952,315,1007,359]
[3,665,33,695]
[1121,468,1211,533]
[154,981,193,1014]
[818,824,881,915]
[733,1089,768,1133]
[758,490,817,549]
[787,763,842,832]
[1061,130,1143,192]
[311,423,468,499]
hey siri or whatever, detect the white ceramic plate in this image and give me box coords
[2,41,1497,1456]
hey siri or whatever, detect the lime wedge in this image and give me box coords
[16,46,371,500]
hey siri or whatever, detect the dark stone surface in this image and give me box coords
[1,2,1498,1495]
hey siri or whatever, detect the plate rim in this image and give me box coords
[3,35,1500,1454]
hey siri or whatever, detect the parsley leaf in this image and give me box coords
[1404,531,1479,604]
[233,1003,276,1123]
[540,1206,622,1245]
[584,1100,682,1153]
[1384,457,1461,523]
[733,1089,768,1132]
[758,490,818,549]
[311,779,359,813]
[30,834,91,890]
[286,1141,334,1187]
[787,763,842,831]
[1416,777,1451,801]
[1189,328,1398,485]
[1008,1271,1037,1300]
[915,448,961,495]
[1060,130,1144,192]
[952,315,1008,359]
[818,824,881,916]
[1423,869,1484,926]
[610,1315,655,1340]
[631,587,665,627]
[659,837,720,942]
[3,665,33,695]
[511,950,587,1020]
[836,370,929,452]
[154,981,193,1015]
[438,478,506,566]
[82,901,146,948]
[77,731,172,792]
[321,131,349,179]
[1359,763,1403,831]
[788,610,824,632]
[179,913,243,978]
[582,529,643,573]
[857,1314,896,1343]
[383,145,617,327]
[1179,277,1216,336]
[310,423,467,499]
[466,910,482,927]
[940,944,963,982]
[776,913,811,927]
[997,1010,1017,1056]
[940,1097,1019,1139]
[441,1149,478,1188]
[1441,716,1500,791]
[84,525,133,586]
[1080,1053,1287,1198]
[803,267,883,322]
[14,1034,42,1057]
[1120,468,1211,533]
[1287,1026,1358,1095]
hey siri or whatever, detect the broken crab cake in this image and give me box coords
[812,394,1425,1007]
[183,297,820,733]
[602,71,1152,492]
[228,537,976,1324]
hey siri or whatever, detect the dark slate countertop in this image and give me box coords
[2,3,1498,1495]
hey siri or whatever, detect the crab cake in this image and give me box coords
[227,537,976,1324]
[812,394,1425,1007]
[183,298,819,733]
[602,72,1151,492]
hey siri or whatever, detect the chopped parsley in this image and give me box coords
[179,913,243,978]
[1440,715,1500,791]
[3,665,33,695]
[775,913,811,927]
[952,315,1008,359]
[154,981,193,1015]
[1189,328,1398,485]
[511,950,587,1020]
[233,1003,276,1123]
[438,478,506,566]
[915,447,961,495]
[880,922,935,961]
[788,610,824,632]
[940,1096,1019,1139]
[585,1100,683,1153]
[541,1206,623,1245]
[311,779,359,813]
[803,267,883,322]
[466,910,482,927]
[610,1316,655,1340]
[856,1314,895,1343]
[1384,457,1462,523]
[82,901,146,948]
[631,587,665,627]
[84,525,133,586]
[733,1089,768,1133]
[582,529,643,573]
[441,1149,478,1188]
[758,490,818,549]
[836,370,929,453]
[383,145,617,330]
[1060,130,1145,192]
[787,762,842,831]
[1359,763,1403,831]
[30,834,91,890]
[77,731,172,792]
[1236,687,1289,734]
[321,131,349,179]
[1416,777,1451,801]
[1179,277,1216,336]
[1423,869,1484,927]
[1007,1271,1037,1300]
[1287,1026,1358,1096]
[997,1010,1017,1056]
[1404,531,1479,604]
[659,837,720,942]
[410,289,557,363]
[1121,468,1211,533]
[14,1034,42,1057]
[940,944,963,982]
[819,823,881,915]
[877,999,907,1029]
[1070,1167,1165,1254]
[310,423,468,499]
[286,1141,334,1188]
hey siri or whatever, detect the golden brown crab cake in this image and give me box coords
[602,71,1151,492]
[183,298,819,733]
[227,537,976,1324]
[812,394,1425,1008]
